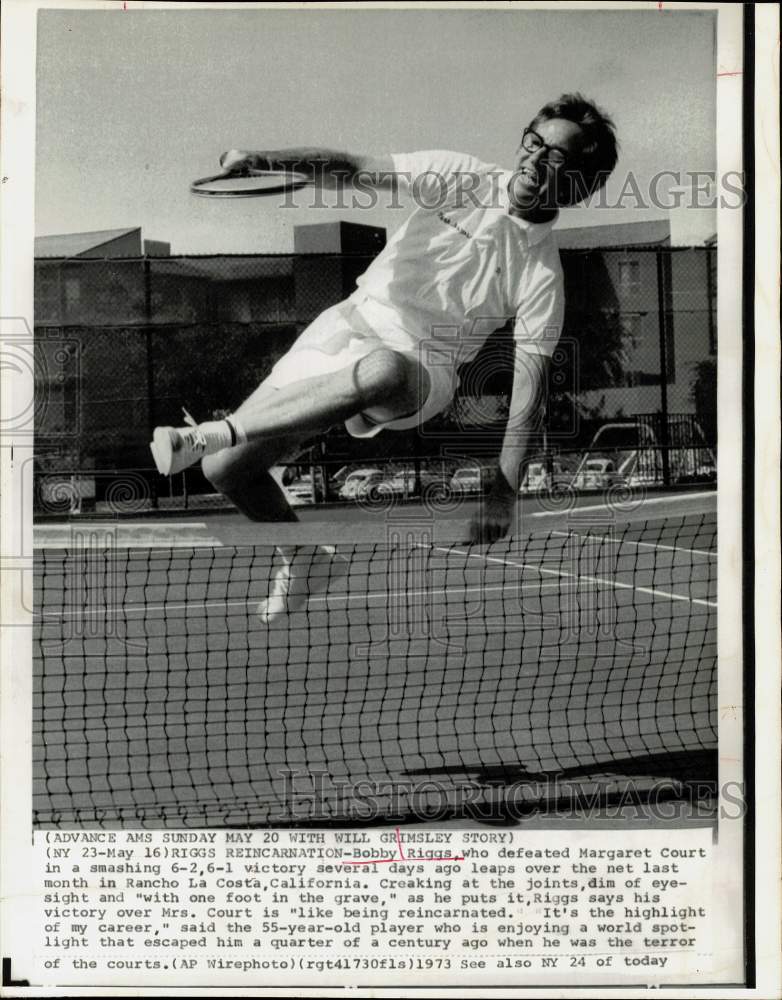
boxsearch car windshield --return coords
[590,425,652,449]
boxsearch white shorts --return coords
[265,295,459,438]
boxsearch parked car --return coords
[285,474,317,504]
[378,468,453,499]
[449,465,495,495]
[520,460,572,493]
[676,461,717,485]
[418,469,454,502]
[376,470,413,497]
[329,465,355,491]
[338,467,386,500]
[572,457,623,491]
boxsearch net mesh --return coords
[33,514,717,828]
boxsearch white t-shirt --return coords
[351,150,565,366]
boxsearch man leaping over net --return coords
[151,93,618,621]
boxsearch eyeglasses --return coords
[520,128,569,167]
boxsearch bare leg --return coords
[232,348,427,442]
[202,356,358,520]
[202,347,429,520]
[203,432,304,521]
[153,347,430,482]
[197,352,430,621]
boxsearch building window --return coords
[64,277,81,309]
[34,269,59,322]
[621,312,642,346]
[618,259,640,292]
[620,312,674,387]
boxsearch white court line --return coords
[35,540,225,549]
[430,545,718,609]
[530,490,716,517]
[35,578,572,620]
[34,523,223,549]
[35,522,210,532]
[549,529,717,560]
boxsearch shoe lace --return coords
[182,408,207,451]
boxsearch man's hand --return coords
[217,149,395,188]
[467,472,517,545]
[220,149,268,172]
[468,349,549,545]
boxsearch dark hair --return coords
[530,93,619,202]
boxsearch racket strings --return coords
[191,168,310,197]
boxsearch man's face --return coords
[510,117,586,217]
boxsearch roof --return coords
[34,228,141,258]
[555,219,671,250]
[162,256,293,280]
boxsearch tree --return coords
[547,251,630,447]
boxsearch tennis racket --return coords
[191,166,310,198]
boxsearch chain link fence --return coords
[34,247,716,514]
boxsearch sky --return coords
[34,5,718,254]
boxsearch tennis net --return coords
[33,513,717,827]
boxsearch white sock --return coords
[228,416,248,444]
[189,419,246,454]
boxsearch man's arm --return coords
[468,260,563,544]
[468,349,549,545]
[220,148,397,190]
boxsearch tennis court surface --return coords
[33,500,717,828]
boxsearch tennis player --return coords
[151,93,618,620]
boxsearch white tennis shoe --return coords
[257,546,350,624]
[150,410,218,476]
